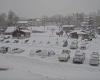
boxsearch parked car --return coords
[5,40,10,43]
[13,40,19,43]
[81,39,89,44]
[10,48,25,54]
[0,46,9,54]
[80,43,86,50]
[63,40,68,47]
[73,50,85,64]
[4,36,10,39]
[30,49,55,58]
[89,52,99,66]
[24,39,29,43]
[70,40,78,49]
[58,50,70,62]
[0,38,5,42]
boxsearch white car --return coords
[30,49,55,58]
[9,48,25,54]
[70,40,78,49]
[80,43,86,50]
[89,52,99,66]
[58,50,70,62]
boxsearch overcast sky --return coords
[0,0,100,18]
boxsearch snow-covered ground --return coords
[0,26,100,80]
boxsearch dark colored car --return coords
[73,50,85,64]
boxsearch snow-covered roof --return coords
[5,27,16,33]
[21,29,30,33]
[62,25,75,28]
[47,26,58,30]
[17,21,28,24]
[70,30,87,34]
[31,26,44,31]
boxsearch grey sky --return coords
[0,0,100,18]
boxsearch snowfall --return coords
[0,26,100,80]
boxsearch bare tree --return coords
[51,15,64,31]
[7,10,19,26]
[0,13,7,27]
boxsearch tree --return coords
[51,15,64,31]
[0,13,7,27]
[73,13,85,27]
[7,10,19,26]
[65,15,73,25]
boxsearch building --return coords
[62,25,75,33]
[5,27,16,35]
[17,21,29,27]
[12,29,31,39]
[69,30,89,39]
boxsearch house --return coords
[5,27,16,35]
[96,27,100,35]
[81,22,91,30]
[62,25,75,33]
[31,26,45,33]
[28,18,42,26]
[17,21,29,27]
[12,29,31,39]
[69,30,89,39]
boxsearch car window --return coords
[36,50,42,53]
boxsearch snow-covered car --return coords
[58,50,70,62]
[5,40,10,43]
[30,49,55,58]
[0,38,5,42]
[70,40,78,49]
[0,47,9,54]
[89,52,99,66]
[81,39,89,44]
[80,43,86,50]
[61,49,71,54]
[13,40,19,43]
[4,36,10,39]
[73,50,85,64]
[10,48,25,54]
